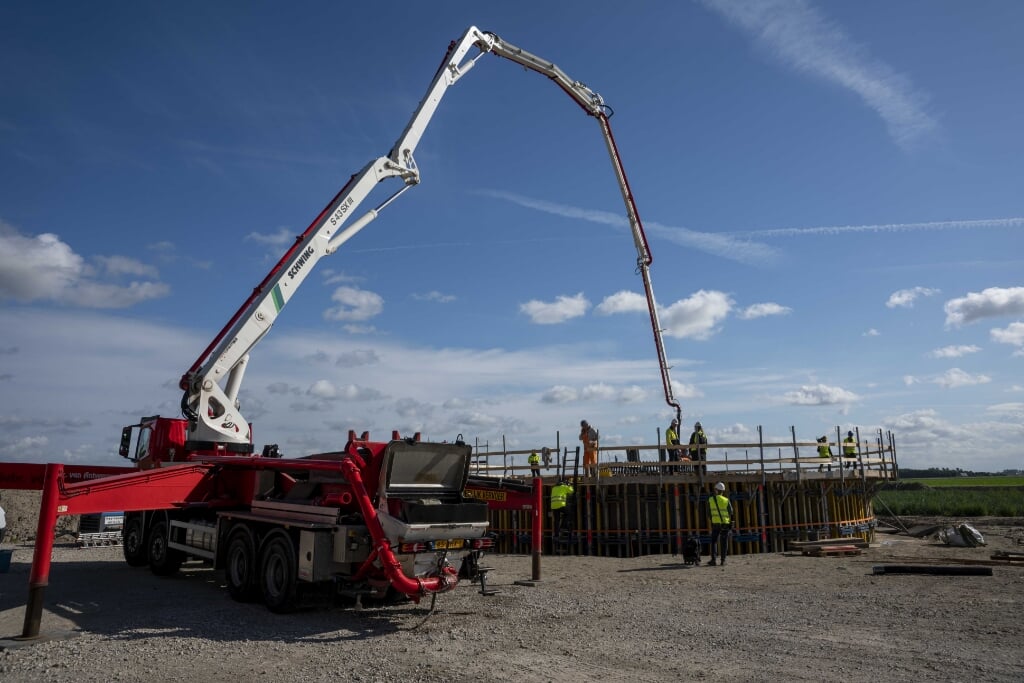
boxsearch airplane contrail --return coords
[731,217,1024,238]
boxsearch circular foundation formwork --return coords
[472,428,896,557]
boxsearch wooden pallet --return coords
[801,544,862,557]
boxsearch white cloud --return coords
[887,286,940,308]
[245,227,294,247]
[596,291,647,315]
[335,349,381,367]
[0,223,168,308]
[617,385,647,404]
[987,402,1024,418]
[990,322,1024,349]
[95,255,159,279]
[520,293,590,324]
[782,383,859,406]
[336,384,386,401]
[412,290,456,303]
[864,328,880,337]
[933,368,991,389]
[902,375,918,386]
[670,380,703,400]
[342,324,378,334]
[945,286,1024,327]
[266,382,300,395]
[307,379,338,399]
[581,383,617,401]
[700,0,938,149]
[541,385,578,404]
[738,302,791,319]
[0,435,49,454]
[660,290,733,340]
[394,397,434,420]
[928,345,981,359]
[324,286,383,321]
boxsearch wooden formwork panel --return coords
[485,475,879,557]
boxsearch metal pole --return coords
[532,476,542,580]
[21,463,63,640]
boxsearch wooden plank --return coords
[802,545,862,557]
[990,551,1024,563]
[789,538,869,549]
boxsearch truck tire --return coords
[122,514,148,567]
[259,532,299,613]
[148,520,184,576]
[225,525,259,602]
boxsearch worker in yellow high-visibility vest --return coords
[550,480,574,537]
[842,430,857,469]
[816,436,832,472]
[528,450,541,477]
[707,482,734,567]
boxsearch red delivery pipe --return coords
[338,458,458,601]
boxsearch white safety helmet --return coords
[714,482,726,492]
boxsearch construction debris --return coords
[936,522,986,547]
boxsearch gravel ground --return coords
[1,515,1022,682]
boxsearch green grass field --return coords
[899,475,1024,487]
[875,478,1024,517]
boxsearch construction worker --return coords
[688,421,708,475]
[550,479,574,537]
[528,450,541,477]
[579,420,599,478]
[665,419,682,473]
[816,436,832,472]
[541,446,552,469]
[707,482,734,566]
[843,430,857,468]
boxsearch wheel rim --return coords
[228,537,252,588]
[264,548,286,599]
[125,522,142,556]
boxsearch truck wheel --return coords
[259,533,299,613]
[225,526,259,602]
[122,514,148,567]
[148,520,184,576]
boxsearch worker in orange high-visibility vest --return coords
[579,419,599,478]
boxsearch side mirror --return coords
[118,427,133,458]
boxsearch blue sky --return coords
[1,1,1022,472]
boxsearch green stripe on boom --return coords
[271,285,285,312]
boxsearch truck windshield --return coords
[386,447,467,492]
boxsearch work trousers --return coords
[710,523,731,561]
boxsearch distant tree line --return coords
[900,467,1023,478]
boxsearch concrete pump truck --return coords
[9,25,682,624]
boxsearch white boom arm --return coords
[180,26,681,450]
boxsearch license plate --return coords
[434,539,464,550]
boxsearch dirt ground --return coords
[0,488,1022,682]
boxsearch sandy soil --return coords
[1,489,1022,682]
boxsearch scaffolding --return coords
[471,426,896,557]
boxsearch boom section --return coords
[181,24,680,450]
